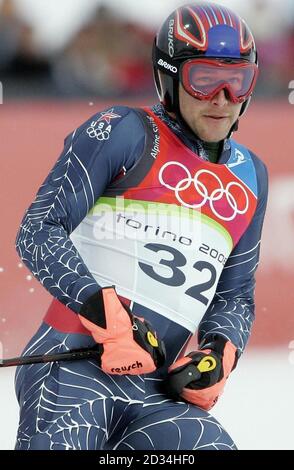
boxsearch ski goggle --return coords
[181,59,258,103]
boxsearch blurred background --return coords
[0,0,294,450]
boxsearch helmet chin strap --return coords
[228,119,239,138]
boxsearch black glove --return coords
[166,335,238,410]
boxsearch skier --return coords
[15,2,268,450]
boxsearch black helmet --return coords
[153,2,258,119]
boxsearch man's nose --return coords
[211,88,229,106]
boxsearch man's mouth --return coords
[204,115,229,120]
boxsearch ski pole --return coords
[0,345,102,368]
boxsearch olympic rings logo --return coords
[87,121,111,141]
[159,162,249,221]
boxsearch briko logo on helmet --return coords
[168,19,175,57]
[157,59,178,74]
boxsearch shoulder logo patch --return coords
[86,108,121,141]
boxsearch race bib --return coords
[71,197,233,333]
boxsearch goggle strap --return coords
[153,46,182,79]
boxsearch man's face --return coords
[179,84,243,142]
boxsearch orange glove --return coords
[166,335,237,410]
[78,287,165,375]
